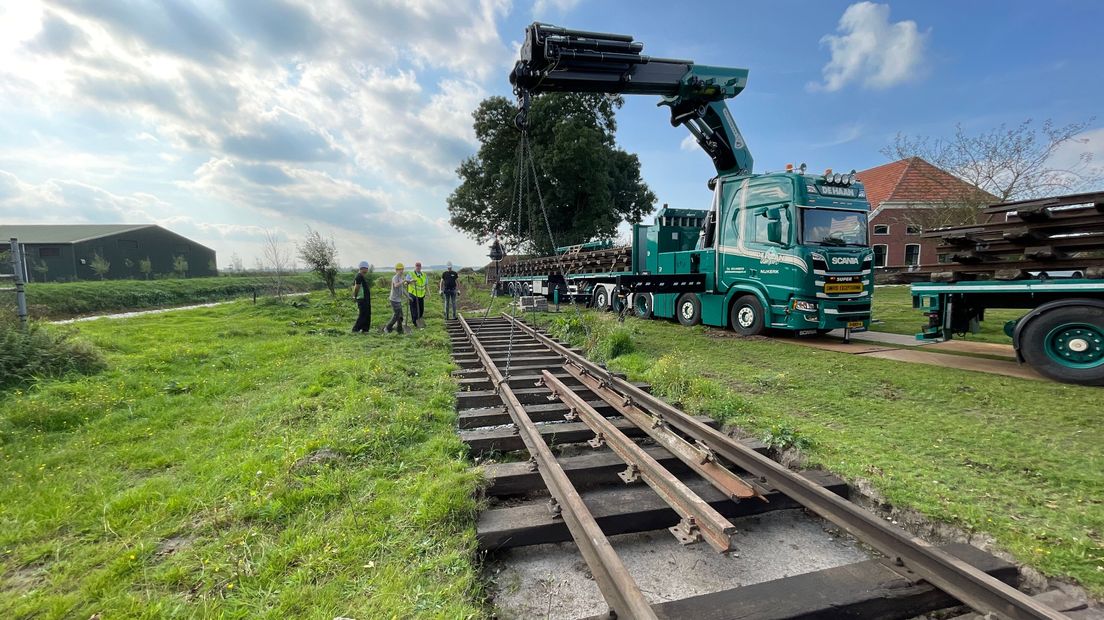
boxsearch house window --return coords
[905,225,922,235]
[873,224,889,235]
[904,244,921,266]
[117,239,139,250]
[873,244,888,268]
[38,247,60,257]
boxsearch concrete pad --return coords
[486,509,870,620]
[928,339,1017,359]
[824,329,930,347]
[786,340,896,355]
[861,348,1044,381]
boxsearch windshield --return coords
[801,208,868,247]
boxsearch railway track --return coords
[449,313,1070,619]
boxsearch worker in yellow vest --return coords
[407,261,428,327]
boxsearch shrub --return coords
[761,424,812,453]
[599,328,634,360]
[0,321,107,390]
[645,355,693,404]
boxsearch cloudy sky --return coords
[1,1,1101,268]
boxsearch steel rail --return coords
[563,364,764,503]
[458,315,658,620]
[501,313,1067,620]
[541,371,737,553]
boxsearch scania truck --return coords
[495,24,874,336]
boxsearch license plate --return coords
[847,320,865,329]
[824,283,863,294]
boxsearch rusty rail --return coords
[501,312,1067,620]
[541,371,737,553]
[458,314,657,620]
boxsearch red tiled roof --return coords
[856,157,993,208]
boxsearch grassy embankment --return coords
[23,274,345,319]
[0,285,484,618]
[871,284,1025,344]
[468,278,1101,596]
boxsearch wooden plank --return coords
[461,414,719,454]
[478,470,845,550]
[577,543,1017,620]
[483,440,768,495]
[457,399,617,429]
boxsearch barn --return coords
[0,224,217,282]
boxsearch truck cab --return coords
[643,169,873,334]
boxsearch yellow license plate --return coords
[848,320,865,329]
[824,283,863,294]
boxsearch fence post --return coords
[9,238,28,329]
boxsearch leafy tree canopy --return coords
[448,93,656,256]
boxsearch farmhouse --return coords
[856,157,994,271]
[0,224,216,282]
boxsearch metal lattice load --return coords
[500,244,633,278]
[924,190,1104,280]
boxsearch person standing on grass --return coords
[383,263,407,335]
[440,261,459,320]
[351,261,372,333]
[407,261,427,327]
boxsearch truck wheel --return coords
[1020,305,1104,385]
[633,294,653,319]
[594,286,610,311]
[730,295,766,336]
[676,294,702,326]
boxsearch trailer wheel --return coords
[730,295,766,336]
[593,286,611,311]
[676,293,702,326]
[633,293,653,319]
[1020,305,1104,385]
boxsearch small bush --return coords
[599,328,634,360]
[645,355,693,404]
[761,424,812,453]
[0,322,107,390]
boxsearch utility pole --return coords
[8,238,28,329]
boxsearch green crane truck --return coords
[496,23,874,336]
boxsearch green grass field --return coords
[2,277,1100,617]
[0,289,483,619]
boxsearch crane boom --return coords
[510,23,753,176]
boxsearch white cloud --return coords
[810,2,928,92]
[1048,127,1104,188]
[679,135,698,152]
[0,0,515,267]
[533,0,583,16]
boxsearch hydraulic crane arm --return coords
[510,23,753,176]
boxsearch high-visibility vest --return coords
[407,271,427,297]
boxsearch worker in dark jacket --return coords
[440,261,459,320]
[351,261,372,333]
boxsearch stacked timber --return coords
[924,190,1104,281]
[501,245,632,279]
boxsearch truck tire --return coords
[633,293,653,319]
[594,286,610,311]
[730,295,766,336]
[1019,305,1104,385]
[676,293,702,326]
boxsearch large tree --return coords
[883,118,1101,229]
[448,93,656,256]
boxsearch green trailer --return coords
[910,190,1104,386]
[496,24,874,336]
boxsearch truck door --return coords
[718,177,798,305]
